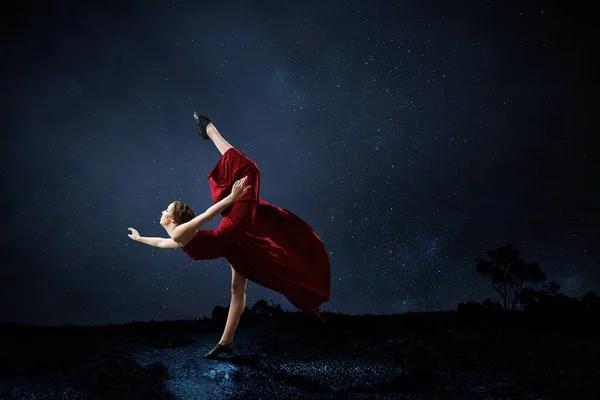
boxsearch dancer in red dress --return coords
[128,112,331,358]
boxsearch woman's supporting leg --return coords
[207,123,234,156]
[219,265,248,345]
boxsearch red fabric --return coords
[181,148,330,323]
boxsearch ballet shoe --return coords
[203,341,234,359]
[193,111,212,140]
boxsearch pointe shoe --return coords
[203,342,234,359]
[193,111,212,140]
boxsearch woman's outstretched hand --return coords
[230,176,251,202]
[128,227,140,241]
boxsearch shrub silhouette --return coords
[210,299,283,322]
[519,281,562,310]
[211,305,228,321]
[457,298,502,313]
[581,291,599,308]
[250,299,283,317]
[481,298,503,310]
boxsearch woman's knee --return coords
[231,287,246,298]
[231,279,247,295]
[231,266,248,295]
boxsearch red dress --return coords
[180,148,330,322]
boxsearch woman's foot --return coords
[193,111,212,140]
[203,341,234,359]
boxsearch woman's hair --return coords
[171,201,195,224]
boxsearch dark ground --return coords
[0,308,598,400]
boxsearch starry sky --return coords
[1,0,597,326]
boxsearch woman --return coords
[127,112,331,359]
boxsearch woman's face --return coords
[160,203,175,225]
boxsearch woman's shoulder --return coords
[177,230,199,248]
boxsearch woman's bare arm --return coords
[128,229,179,248]
[172,176,250,242]
[137,237,180,248]
[136,236,163,247]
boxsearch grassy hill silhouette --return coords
[1,296,599,399]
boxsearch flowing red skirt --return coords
[181,148,330,322]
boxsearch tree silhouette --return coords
[475,244,546,310]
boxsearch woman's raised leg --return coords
[207,123,234,156]
[194,111,234,156]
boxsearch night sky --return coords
[2,0,597,327]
